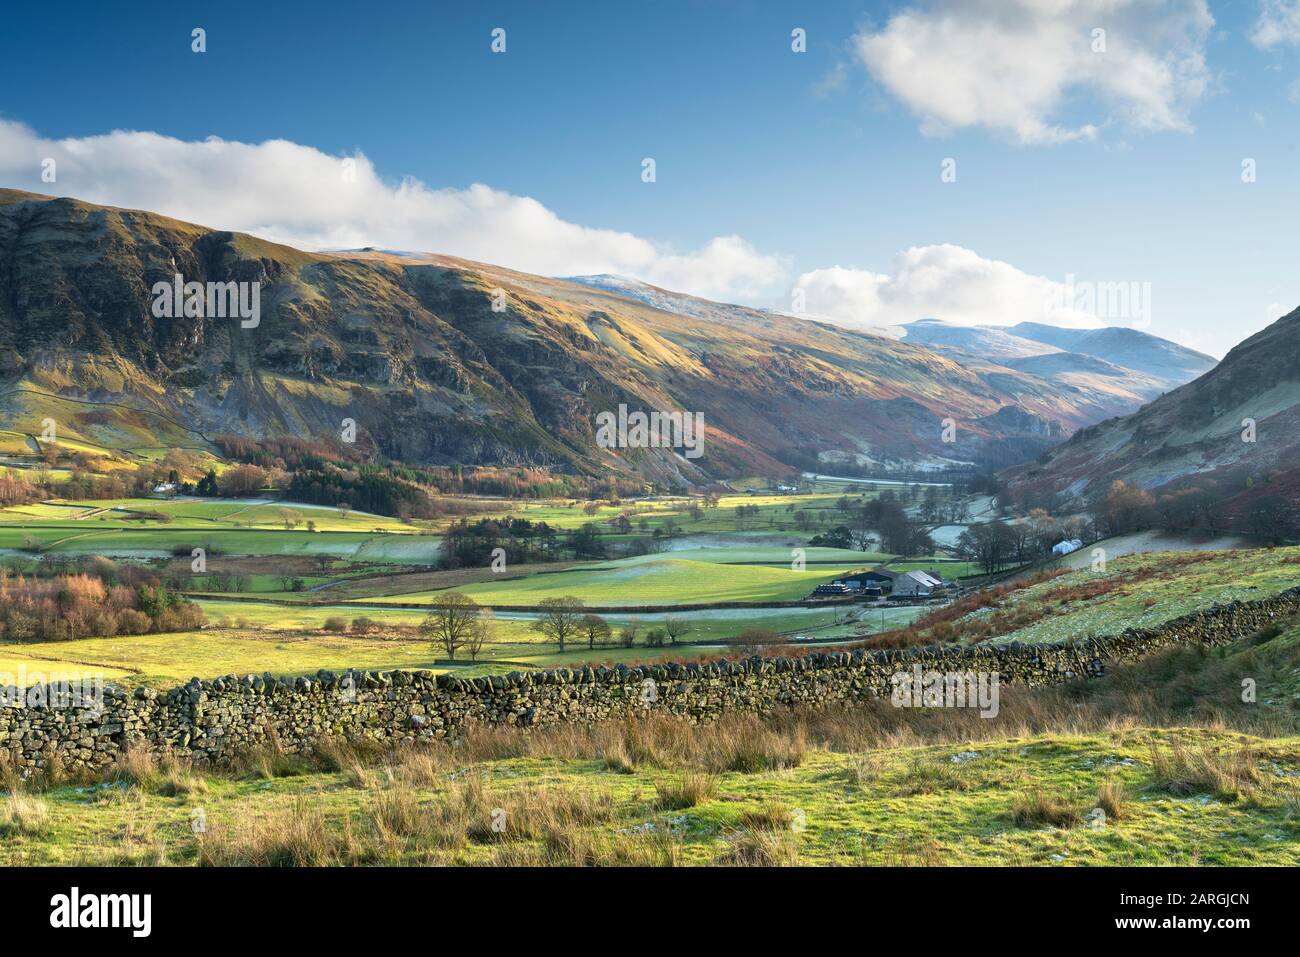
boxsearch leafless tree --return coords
[420,591,480,661]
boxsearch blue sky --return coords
[2,0,1300,356]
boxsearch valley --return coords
[1,193,1297,874]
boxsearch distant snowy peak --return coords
[894,318,1215,390]
[1009,322,1216,383]
[895,319,1061,360]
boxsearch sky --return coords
[2,0,1300,357]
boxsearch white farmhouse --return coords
[1052,539,1083,556]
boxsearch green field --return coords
[0,486,948,687]
[359,557,861,608]
[0,600,925,689]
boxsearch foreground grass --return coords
[4,599,1299,867]
[3,720,1296,867]
[6,618,1300,868]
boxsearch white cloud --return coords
[794,245,1106,329]
[855,0,1213,144]
[1252,1,1300,48]
[0,120,786,302]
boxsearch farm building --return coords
[1052,539,1083,556]
[892,570,944,597]
[839,568,898,592]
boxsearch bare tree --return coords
[466,607,496,661]
[580,613,612,649]
[663,615,690,645]
[619,615,641,648]
[532,595,585,653]
[420,592,480,661]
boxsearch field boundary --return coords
[4,585,1298,773]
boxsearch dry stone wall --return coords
[5,585,1299,776]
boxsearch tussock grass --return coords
[109,746,159,789]
[492,829,681,867]
[705,717,807,774]
[715,830,799,866]
[198,798,355,866]
[468,785,616,844]
[0,790,50,837]
[1094,776,1129,821]
[244,741,312,781]
[1011,789,1083,828]
[737,802,796,831]
[157,756,207,797]
[894,754,973,796]
[655,772,717,810]
[879,836,949,867]
[1148,740,1260,801]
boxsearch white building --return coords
[893,570,944,597]
[1052,539,1083,556]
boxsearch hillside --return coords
[1004,306,1300,520]
[0,190,1207,482]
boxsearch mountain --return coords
[0,190,1170,483]
[1003,306,1300,518]
[887,318,1214,425]
[1008,322,1216,384]
[890,318,1060,361]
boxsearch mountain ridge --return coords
[0,189,1210,483]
